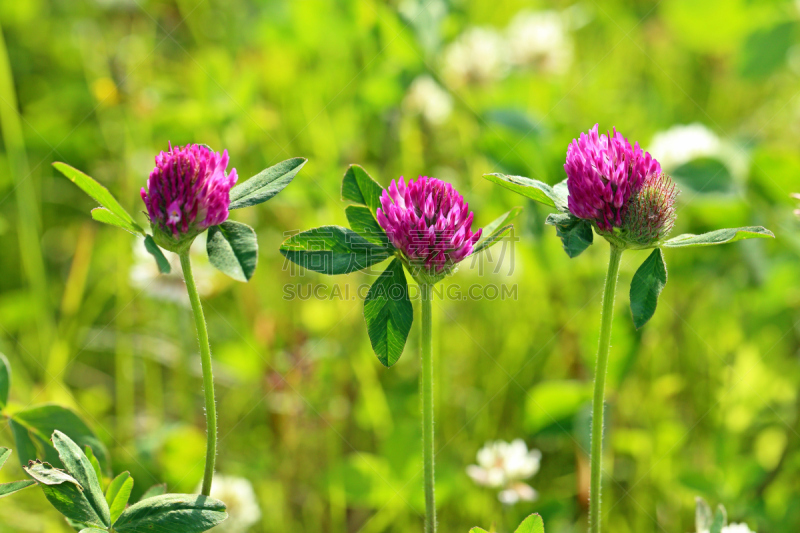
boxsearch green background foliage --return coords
[0,0,799,531]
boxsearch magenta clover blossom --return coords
[280,165,515,366]
[376,176,483,277]
[565,124,663,234]
[141,143,238,250]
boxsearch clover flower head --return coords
[621,172,678,245]
[565,124,662,232]
[466,439,541,505]
[198,475,261,532]
[376,176,482,279]
[792,192,800,218]
[141,143,237,250]
[699,524,756,533]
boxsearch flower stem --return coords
[589,244,623,533]
[420,283,436,533]
[180,251,217,497]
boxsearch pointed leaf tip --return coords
[630,249,667,329]
[229,157,306,209]
[663,226,774,248]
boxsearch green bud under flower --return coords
[620,172,678,247]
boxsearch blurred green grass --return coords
[1,0,800,531]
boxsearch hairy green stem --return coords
[180,252,217,496]
[420,283,436,533]
[589,245,623,533]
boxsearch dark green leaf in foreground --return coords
[280,226,391,275]
[663,226,774,248]
[345,205,390,245]
[630,249,668,329]
[144,235,171,274]
[113,494,227,533]
[364,259,413,368]
[341,164,384,214]
[545,213,593,258]
[0,352,9,409]
[207,221,258,282]
[11,404,109,470]
[79,529,108,533]
[24,461,106,528]
[53,162,144,235]
[52,431,110,527]
[484,173,568,212]
[229,157,307,210]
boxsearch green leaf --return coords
[515,513,545,533]
[139,484,167,501]
[710,505,727,533]
[206,221,258,282]
[10,419,37,468]
[471,207,522,257]
[11,404,109,471]
[545,213,593,258]
[364,259,413,368]
[24,461,106,528]
[341,165,384,214]
[0,479,36,498]
[91,208,143,236]
[84,446,104,488]
[52,431,110,527]
[740,22,796,80]
[484,173,568,211]
[280,226,391,275]
[144,235,171,274]
[106,471,133,524]
[472,224,513,256]
[53,162,144,235]
[663,226,774,248]
[671,158,734,194]
[79,529,108,533]
[345,205,390,245]
[113,494,227,533]
[0,448,9,470]
[229,157,306,210]
[470,529,491,533]
[630,249,668,330]
[480,207,522,239]
[0,352,10,409]
[695,497,713,533]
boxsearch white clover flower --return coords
[443,28,510,86]
[467,439,541,505]
[722,524,756,533]
[129,233,221,305]
[198,475,262,532]
[648,123,749,184]
[506,10,573,74]
[648,123,723,170]
[403,75,453,125]
[792,193,800,218]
